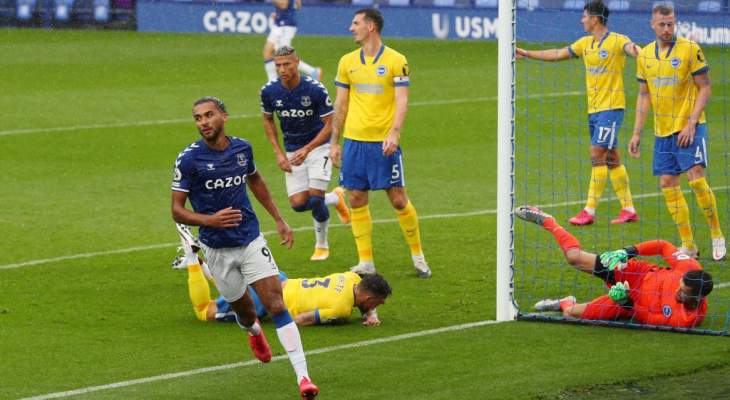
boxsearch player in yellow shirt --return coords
[629,4,725,261]
[329,8,431,278]
[516,1,640,226]
[173,224,392,326]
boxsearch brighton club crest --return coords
[670,57,681,69]
[236,153,248,167]
[599,49,608,59]
[300,96,311,107]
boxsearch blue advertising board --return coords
[137,1,730,45]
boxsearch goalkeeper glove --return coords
[600,249,628,271]
[608,281,630,305]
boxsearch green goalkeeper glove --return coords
[600,249,628,271]
[608,281,630,305]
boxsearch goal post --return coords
[497,0,518,322]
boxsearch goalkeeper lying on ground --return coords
[172,224,390,326]
[516,205,713,328]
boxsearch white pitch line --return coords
[0,92,581,137]
[18,319,502,400]
[2,184,728,271]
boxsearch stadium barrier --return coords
[136,1,730,44]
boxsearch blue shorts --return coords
[340,139,405,191]
[652,124,708,176]
[588,109,624,149]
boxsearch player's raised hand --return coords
[329,143,342,167]
[276,219,294,249]
[600,249,628,271]
[515,48,529,59]
[382,131,399,156]
[207,207,242,228]
[276,153,292,172]
[628,133,641,158]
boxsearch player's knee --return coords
[292,203,308,212]
[564,249,581,266]
[265,299,287,315]
[309,196,329,222]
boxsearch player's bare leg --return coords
[387,187,431,278]
[253,276,317,396]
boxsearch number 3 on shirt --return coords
[301,278,331,289]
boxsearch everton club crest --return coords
[236,153,248,167]
[300,96,311,107]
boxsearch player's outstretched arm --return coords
[294,312,318,326]
[247,171,294,248]
[516,47,571,62]
[330,86,350,167]
[623,42,641,58]
[172,191,242,228]
[629,82,650,158]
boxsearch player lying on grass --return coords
[516,205,714,328]
[173,224,390,326]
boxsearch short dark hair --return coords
[356,8,384,33]
[193,96,227,114]
[273,45,298,58]
[653,3,674,16]
[683,270,714,298]
[358,273,392,299]
[584,1,609,25]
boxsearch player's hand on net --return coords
[329,143,342,168]
[599,249,628,271]
[276,219,294,249]
[608,281,630,305]
[207,207,243,228]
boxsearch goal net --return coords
[502,0,730,335]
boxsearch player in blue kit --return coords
[261,46,351,261]
[263,0,321,82]
[171,96,319,399]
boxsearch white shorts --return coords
[200,235,280,302]
[267,25,297,50]
[285,143,332,196]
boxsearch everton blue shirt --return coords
[260,76,334,152]
[171,136,260,248]
[274,1,296,27]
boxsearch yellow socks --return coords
[350,205,374,264]
[396,201,423,256]
[689,177,723,238]
[187,263,212,321]
[586,165,608,211]
[609,165,635,210]
[662,186,695,250]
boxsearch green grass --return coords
[0,28,729,400]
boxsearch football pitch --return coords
[1,29,729,399]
